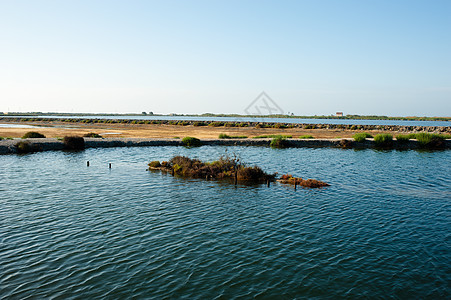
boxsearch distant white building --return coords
[336,112,344,117]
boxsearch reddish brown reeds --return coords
[278,174,330,188]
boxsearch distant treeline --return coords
[1,112,450,122]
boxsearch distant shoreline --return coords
[1,113,450,122]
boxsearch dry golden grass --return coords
[0,120,398,139]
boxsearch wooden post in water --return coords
[234,171,238,185]
[267,180,270,187]
[294,181,297,190]
[109,163,111,169]
[87,161,89,167]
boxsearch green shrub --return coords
[15,141,31,153]
[173,137,180,139]
[270,137,289,149]
[415,133,445,148]
[0,137,3,140]
[182,136,201,147]
[193,122,206,127]
[63,136,85,150]
[374,134,393,147]
[22,131,46,139]
[298,135,313,139]
[83,132,102,138]
[353,132,373,142]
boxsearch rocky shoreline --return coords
[1,137,450,154]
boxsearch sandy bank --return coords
[1,118,450,140]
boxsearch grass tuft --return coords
[83,132,102,138]
[270,137,289,149]
[298,135,313,139]
[396,133,449,148]
[415,133,445,148]
[219,133,248,139]
[395,134,410,143]
[374,134,393,147]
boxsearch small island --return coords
[148,155,330,188]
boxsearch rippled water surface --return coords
[1,147,450,298]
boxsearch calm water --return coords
[0,124,42,129]
[5,115,451,127]
[1,147,450,298]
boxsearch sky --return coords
[0,0,450,116]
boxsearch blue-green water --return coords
[1,147,450,298]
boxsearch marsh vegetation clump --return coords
[182,137,201,147]
[298,135,314,139]
[63,136,85,150]
[278,174,330,188]
[148,155,276,182]
[353,132,373,142]
[22,131,46,139]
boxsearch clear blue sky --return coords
[0,0,450,116]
